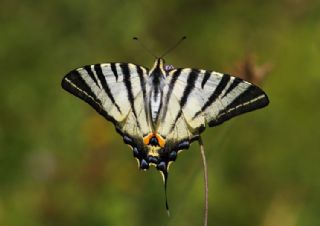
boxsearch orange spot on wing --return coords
[143,133,154,145]
[143,133,166,148]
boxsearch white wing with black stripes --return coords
[61,63,152,139]
[157,67,269,148]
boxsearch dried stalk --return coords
[199,136,208,226]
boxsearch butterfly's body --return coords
[147,59,165,127]
[62,57,269,181]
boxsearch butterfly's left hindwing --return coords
[61,63,152,138]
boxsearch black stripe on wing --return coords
[110,63,119,81]
[83,65,100,88]
[161,68,182,122]
[208,84,269,126]
[222,77,242,98]
[61,69,117,124]
[180,69,199,107]
[171,69,199,130]
[94,64,122,114]
[120,63,141,129]
[136,65,148,115]
[201,71,211,88]
[193,73,231,119]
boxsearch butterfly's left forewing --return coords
[61,63,152,139]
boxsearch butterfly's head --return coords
[149,58,166,77]
[155,58,165,68]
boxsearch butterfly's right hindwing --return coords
[61,63,151,137]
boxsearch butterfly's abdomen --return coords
[150,89,162,123]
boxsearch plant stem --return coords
[199,136,208,226]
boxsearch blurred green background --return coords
[1,0,320,226]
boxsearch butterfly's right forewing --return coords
[194,70,269,126]
[157,68,269,146]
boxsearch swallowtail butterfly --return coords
[61,56,269,210]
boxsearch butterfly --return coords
[61,56,269,211]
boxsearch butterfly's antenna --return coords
[133,37,157,59]
[160,36,187,58]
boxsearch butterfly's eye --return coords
[164,65,175,71]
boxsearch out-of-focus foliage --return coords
[1,0,320,226]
